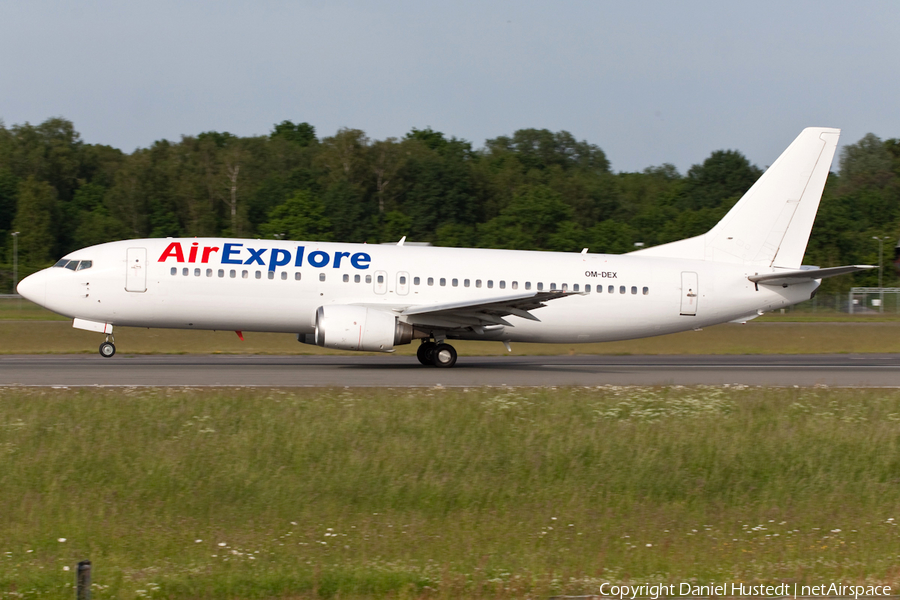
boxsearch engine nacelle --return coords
[314,305,420,352]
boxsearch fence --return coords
[756,290,900,315]
[848,287,900,314]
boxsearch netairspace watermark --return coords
[597,582,893,599]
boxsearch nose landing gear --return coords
[99,335,116,358]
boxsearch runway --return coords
[0,354,899,387]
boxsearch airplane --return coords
[17,127,872,368]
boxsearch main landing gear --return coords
[416,340,458,368]
[99,335,116,358]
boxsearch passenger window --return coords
[452,278,458,287]
[295,272,301,281]
[512,281,518,289]
[464,279,470,287]
[183,268,189,276]
[76,261,92,271]
[400,276,407,285]
[440,278,446,286]
[242,270,248,279]
[365,275,371,283]
[499,281,506,289]
[573,284,579,292]
[319,273,326,282]
[206,269,213,277]
[170,267,177,276]
[255,271,261,279]
[538,282,544,291]
[476,279,482,288]
[377,274,384,284]
[643,286,649,295]
[561,283,567,291]
[619,286,626,294]
[195,268,201,277]
[550,283,556,290]
[230,270,236,278]
[608,285,614,293]
[585,284,591,293]
[427,277,434,286]
[414,276,420,285]
[267,271,274,280]
[631,286,637,294]
[525,282,531,290]
[355,274,361,283]
[343,274,349,283]
[281,272,288,280]
[487,280,493,289]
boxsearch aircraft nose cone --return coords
[17,271,47,306]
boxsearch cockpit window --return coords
[53,259,92,271]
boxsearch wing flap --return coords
[398,290,580,329]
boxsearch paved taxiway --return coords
[0,354,898,387]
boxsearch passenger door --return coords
[373,270,387,295]
[396,271,410,296]
[125,248,147,292]
[680,271,698,316]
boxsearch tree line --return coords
[1,117,898,293]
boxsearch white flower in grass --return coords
[218,542,227,547]
[646,543,652,547]
[63,566,70,571]
[195,539,202,543]
[58,538,66,543]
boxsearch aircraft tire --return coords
[417,341,436,366]
[432,343,457,368]
[99,341,116,358]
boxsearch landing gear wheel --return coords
[99,341,116,358]
[417,341,436,366]
[432,343,457,368]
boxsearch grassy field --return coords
[2,320,899,356]
[3,386,900,599]
[1,298,898,355]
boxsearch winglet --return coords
[397,236,406,246]
[235,330,244,341]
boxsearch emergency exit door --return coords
[125,248,147,292]
[680,271,698,316]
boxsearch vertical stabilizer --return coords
[631,128,840,269]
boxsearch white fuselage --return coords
[20,238,815,344]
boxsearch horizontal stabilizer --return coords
[748,265,874,286]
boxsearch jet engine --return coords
[314,305,422,352]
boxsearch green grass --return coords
[3,386,900,598]
[0,298,68,321]
[2,320,900,356]
[1,298,899,355]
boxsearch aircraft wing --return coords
[395,290,581,330]
[748,265,874,286]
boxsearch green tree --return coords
[271,121,317,147]
[478,186,578,250]
[839,133,893,185]
[259,190,331,241]
[12,176,58,265]
[677,150,761,211]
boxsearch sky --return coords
[2,0,899,173]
